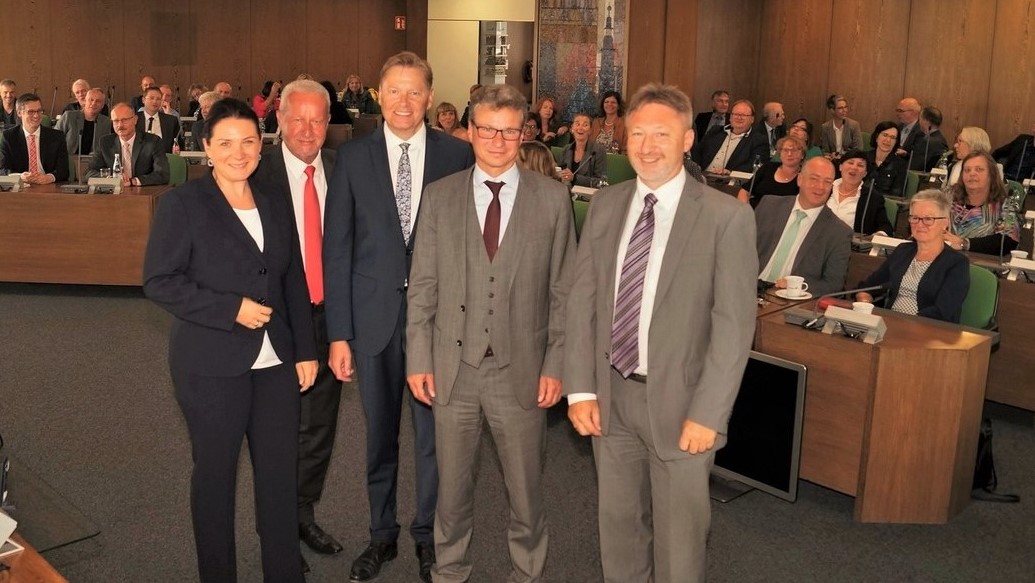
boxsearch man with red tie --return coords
[0,93,70,183]
[251,79,345,568]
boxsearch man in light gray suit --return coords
[54,88,110,155]
[406,84,576,583]
[755,156,852,296]
[565,84,758,583]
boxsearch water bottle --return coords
[752,154,762,174]
[112,153,122,176]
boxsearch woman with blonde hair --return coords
[518,140,561,181]
[947,126,993,186]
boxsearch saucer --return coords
[774,289,812,300]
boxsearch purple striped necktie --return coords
[611,193,658,378]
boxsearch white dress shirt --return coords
[472,163,520,245]
[706,130,746,173]
[281,143,328,273]
[759,199,824,281]
[826,178,861,230]
[233,207,282,370]
[144,113,163,139]
[385,123,427,231]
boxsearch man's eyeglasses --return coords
[474,125,522,141]
[22,109,43,116]
[730,112,753,119]
[908,215,947,226]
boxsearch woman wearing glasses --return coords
[865,121,908,197]
[855,189,969,323]
[737,135,804,204]
[944,151,1021,255]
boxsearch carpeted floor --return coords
[1,282,1033,582]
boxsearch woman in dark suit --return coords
[558,112,607,186]
[143,99,317,583]
[856,189,969,322]
[865,121,908,198]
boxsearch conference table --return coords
[0,183,170,286]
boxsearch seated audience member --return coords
[827,150,894,236]
[1,80,19,127]
[214,81,233,99]
[695,99,770,175]
[787,117,823,159]
[865,121,908,198]
[341,74,379,114]
[755,156,851,296]
[895,97,922,157]
[693,89,730,142]
[459,83,481,128]
[61,78,109,116]
[321,80,353,125]
[159,85,181,119]
[588,91,625,152]
[738,135,804,205]
[131,75,156,112]
[518,140,561,181]
[252,80,282,121]
[948,127,993,186]
[0,93,70,183]
[87,103,169,186]
[535,95,569,146]
[432,101,460,134]
[558,112,607,187]
[756,101,786,155]
[522,112,542,143]
[187,83,207,117]
[856,189,969,323]
[909,106,948,172]
[944,151,1021,256]
[992,122,1035,183]
[818,94,862,160]
[190,91,222,151]
[138,86,180,153]
[55,88,111,155]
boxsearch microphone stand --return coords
[901,149,915,197]
[1016,139,1029,183]
[49,86,58,118]
[853,180,877,248]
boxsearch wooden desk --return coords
[0,534,68,583]
[847,251,1035,411]
[0,184,170,286]
[755,306,991,523]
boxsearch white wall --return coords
[429,0,536,22]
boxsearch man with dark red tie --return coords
[0,93,69,183]
[251,79,345,569]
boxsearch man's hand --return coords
[679,420,717,455]
[537,376,562,408]
[407,373,436,406]
[328,340,354,382]
[295,360,318,393]
[568,400,602,437]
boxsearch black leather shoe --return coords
[349,541,398,581]
[299,522,344,555]
[415,542,435,583]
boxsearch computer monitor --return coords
[711,350,807,502]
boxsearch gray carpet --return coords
[1,282,1033,582]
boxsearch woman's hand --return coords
[542,131,557,141]
[296,360,318,393]
[556,126,569,136]
[943,231,965,251]
[559,168,574,182]
[236,297,273,330]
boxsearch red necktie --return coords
[28,134,39,174]
[483,180,504,261]
[303,165,324,304]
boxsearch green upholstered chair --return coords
[960,264,999,331]
[572,199,590,239]
[551,146,564,165]
[166,153,187,186]
[605,153,636,184]
[860,131,872,152]
[884,197,899,236]
[904,171,921,199]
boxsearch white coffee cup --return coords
[1010,250,1028,261]
[784,276,808,297]
[852,301,875,315]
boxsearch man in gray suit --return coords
[756,156,852,296]
[406,84,576,583]
[55,88,110,155]
[565,84,758,582]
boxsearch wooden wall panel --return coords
[693,0,762,119]
[626,0,667,94]
[125,0,194,106]
[661,0,697,95]
[192,0,252,100]
[355,1,410,89]
[827,0,911,137]
[251,2,308,93]
[756,0,835,128]
[406,0,430,57]
[307,0,360,90]
[905,0,997,146]
[3,0,53,97]
[987,0,1035,148]
[46,1,123,114]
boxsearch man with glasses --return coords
[0,93,69,183]
[406,83,575,583]
[895,97,922,157]
[324,51,473,583]
[694,98,770,175]
[757,101,787,155]
[86,103,168,186]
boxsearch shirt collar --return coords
[635,169,687,210]
[281,142,324,177]
[384,122,427,151]
[473,161,520,185]
[21,126,40,139]
[793,197,826,220]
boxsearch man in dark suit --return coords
[993,122,1035,182]
[406,84,576,583]
[137,86,180,153]
[0,80,18,127]
[0,93,69,183]
[895,97,922,158]
[692,89,730,141]
[565,83,758,582]
[324,51,474,583]
[757,101,787,155]
[86,103,169,186]
[55,88,111,155]
[251,79,347,563]
[130,75,155,113]
[909,106,949,172]
[756,156,852,296]
[694,99,770,175]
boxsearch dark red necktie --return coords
[483,180,504,261]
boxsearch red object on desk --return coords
[817,297,853,311]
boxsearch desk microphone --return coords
[1016,139,1029,182]
[800,285,887,329]
[572,149,595,177]
[901,149,915,196]
[49,86,58,118]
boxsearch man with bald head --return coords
[895,97,922,157]
[755,156,851,296]
[757,101,786,155]
[214,81,233,99]
[55,88,111,155]
[87,102,168,186]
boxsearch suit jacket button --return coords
[489,276,495,282]
[488,292,495,298]
[257,297,267,305]
[460,305,466,312]
[258,268,267,275]
[488,309,494,315]
[456,340,463,347]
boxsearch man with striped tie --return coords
[564,83,758,583]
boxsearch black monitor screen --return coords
[713,351,807,502]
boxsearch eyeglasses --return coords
[730,112,753,118]
[878,132,897,140]
[474,124,522,141]
[908,215,947,226]
[523,122,539,130]
[779,146,802,153]
[894,108,910,113]
[22,109,43,116]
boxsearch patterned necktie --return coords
[303,165,323,304]
[122,140,133,183]
[396,143,412,241]
[764,209,808,282]
[483,180,504,261]
[611,193,658,378]
[27,133,39,174]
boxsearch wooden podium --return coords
[755,305,992,523]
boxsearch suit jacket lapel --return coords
[794,207,829,273]
[592,181,637,328]
[200,174,264,261]
[492,169,531,288]
[368,129,404,243]
[131,135,144,171]
[653,179,703,311]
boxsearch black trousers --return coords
[354,304,438,545]
[174,363,303,583]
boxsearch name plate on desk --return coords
[868,234,910,256]
[1006,256,1035,281]
[821,306,886,344]
[0,175,24,192]
[571,185,597,200]
[180,151,208,164]
[86,177,122,195]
